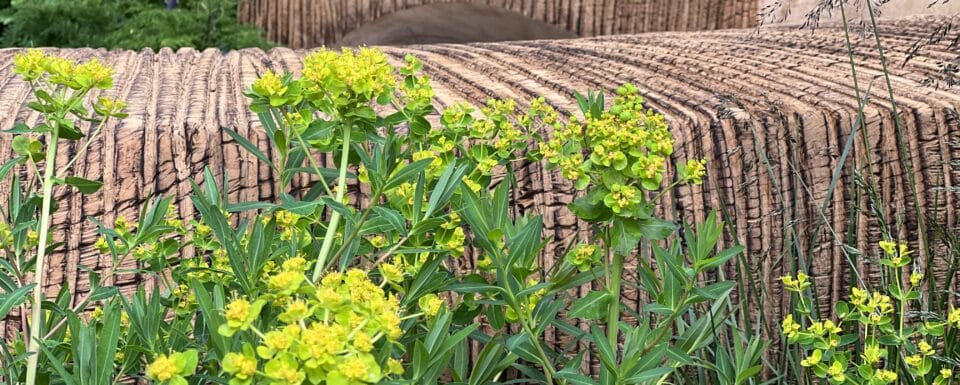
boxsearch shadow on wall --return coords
[765,0,960,24]
[335,3,577,47]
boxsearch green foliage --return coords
[781,241,960,385]
[0,47,763,385]
[0,0,272,50]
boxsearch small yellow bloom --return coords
[800,349,822,367]
[781,314,801,339]
[225,299,251,327]
[905,354,923,367]
[146,354,177,382]
[919,340,935,356]
[876,369,897,383]
[418,294,445,317]
[911,271,924,286]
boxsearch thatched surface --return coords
[1,16,959,352]
[237,0,760,48]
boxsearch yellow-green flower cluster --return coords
[14,49,114,90]
[302,47,395,107]
[146,349,198,385]
[540,84,684,218]
[565,244,599,272]
[219,265,405,385]
[780,240,960,385]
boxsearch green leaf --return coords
[384,158,434,192]
[622,367,674,384]
[409,115,431,136]
[0,283,35,320]
[56,119,84,140]
[568,186,611,222]
[611,218,643,255]
[567,291,610,320]
[636,218,675,240]
[224,126,275,170]
[688,281,735,304]
[279,193,323,216]
[64,176,103,194]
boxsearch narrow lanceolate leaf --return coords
[0,283,35,320]
[567,291,611,320]
[64,176,103,194]
[224,126,275,169]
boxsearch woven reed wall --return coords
[237,0,760,48]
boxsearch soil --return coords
[335,3,577,47]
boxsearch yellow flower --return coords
[268,270,305,296]
[419,294,445,317]
[850,287,868,307]
[263,353,305,385]
[278,300,309,324]
[905,354,923,367]
[919,340,935,356]
[862,343,884,365]
[949,307,960,327]
[257,326,299,359]
[800,349,822,367]
[823,320,842,335]
[781,314,801,339]
[941,368,953,379]
[781,273,811,292]
[879,240,897,256]
[352,331,374,353]
[302,47,395,105]
[222,351,257,380]
[13,49,46,81]
[378,259,404,284]
[875,369,897,383]
[387,358,404,375]
[225,299,251,326]
[220,298,263,337]
[281,256,308,273]
[679,159,707,185]
[145,350,198,385]
[146,354,177,382]
[252,71,287,98]
[827,360,846,383]
[911,271,924,286]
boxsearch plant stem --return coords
[606,251,623,351]
[25,129,59,385]
[312,123,352,281]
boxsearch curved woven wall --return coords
[1,16,959,351]
[237,0,760,48]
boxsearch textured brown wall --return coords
[237,0,760,48]
[1,16,959,365]
[764,0,960,24]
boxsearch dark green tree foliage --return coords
[0,0,273,50]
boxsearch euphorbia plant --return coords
[2,49,127,385]
[445,84,766,385]
[782,240,960,385]
[1,47,766,385]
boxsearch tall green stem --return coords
[606,251,623,349]
[312,123,352,282]
[25,129,59,385]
